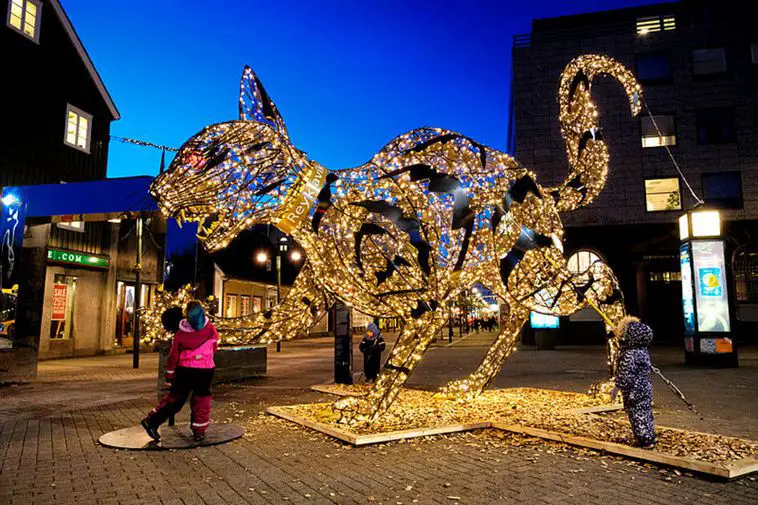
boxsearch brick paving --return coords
[1,335,757,504]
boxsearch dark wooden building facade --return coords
[1,0,119,190]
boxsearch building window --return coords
[702,172,743,209]
[253,296,263,313]
[567,250,602,274]
[240,295,251,316]
[636,15,675,35]
[6,0,41,43]
[224,294,238,318]
[734,248,758,303]
[50,274,77,340]
[692,48,727,76]
[635,53,672,83]
[696,107,736,144]
[64,104,92,153]
[641,115,676,148]
[751,44,758,64]
[56,221,85,233]
[645,178,681,212]
[649,271,682,283]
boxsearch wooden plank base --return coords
[266,398,757,480]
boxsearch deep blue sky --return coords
[65,0,661,178]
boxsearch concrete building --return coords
[511,0,758,343]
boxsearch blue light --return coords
[530,311,559,329]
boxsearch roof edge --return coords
[50,0,120,120]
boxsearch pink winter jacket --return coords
[165,318,218,381]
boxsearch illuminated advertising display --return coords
[692,240,730,333]
[679,243,695,334]
[530,312,560,329]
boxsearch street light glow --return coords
[255,251,269,264]
[291,250,302,262]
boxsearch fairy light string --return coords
[145,55,643,423]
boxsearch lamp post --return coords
[275,237,289,352]
[255,238,302,353]
[678,208,738,367]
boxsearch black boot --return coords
[140,418,161,441]
[193,432,206,442]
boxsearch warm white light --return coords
[290,250,302,262]
[679,214,689,241]
[691,210,720,238]
[255,251,269,264]
[1,194,18,207]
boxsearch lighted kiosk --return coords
[679,209,738,367]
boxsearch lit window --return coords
[6,0,40,42]
[636,15,675,35]
[649,271,682,283]
[641,115,676,148]
[751,44,758,64]
[64,104,92,153]
[692,48,726,75]
[702,172,743,209]
[645,178,681,212]
[567,250,601,274]
[224,294,238,318]
[240,295,251,316]
[57,221,85,233]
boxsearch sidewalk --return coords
[1,336,756,505]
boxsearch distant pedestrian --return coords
[359,322,385,382]
[142,301,218,442]
[612,316,656,449]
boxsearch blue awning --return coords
[1,176,158,219]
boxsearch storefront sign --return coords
[47,249,110,269]
[51,283,68,321]
[692,240,730,332]
[679,243,695,334]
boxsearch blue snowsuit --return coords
[615,320,656,447]
[359,323,385,382]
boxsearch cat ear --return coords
[238,66,289,140]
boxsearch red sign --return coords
[52,283,68,321]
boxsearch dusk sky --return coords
[65,0,661,178]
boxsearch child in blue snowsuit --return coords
[359,322,386,382]
[613,316,656,448]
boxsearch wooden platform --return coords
[267,391,757,480]
[99,423,245,450]
[310,384,368,397]
[491,422,758,480]
[268,405,488,446]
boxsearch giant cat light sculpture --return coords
[149,55,642,423]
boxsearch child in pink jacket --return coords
[142,301,218,442]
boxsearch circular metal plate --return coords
[99,423,245,450]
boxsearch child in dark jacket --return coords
[142,301,218,442]
[359,322,385,382]
[613,316,656,448]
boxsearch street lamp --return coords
[275,237,289,352]
[290,249,302,262]
[255,251,269,264]
[678,208,737,366]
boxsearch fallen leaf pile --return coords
[276,387,757,464]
